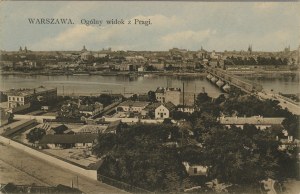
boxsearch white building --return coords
[155,102,175,119]
[218,116,285,130]
[6,86,57,112]
[116,100,149,113]
[155,87,181,106]
[79,102,103,117]
[182,162,208,176]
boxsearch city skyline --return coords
[0,1,299,52]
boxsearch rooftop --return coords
[155,87,181,93]
[118,100,149,107]
[39,134,98,144]
[219,116,285,125]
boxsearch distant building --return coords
[81,51,94,61]
[169,48,188,55]
[150,63,164,70]
[177,105,195,113]
[6,86,57,111]
[116,100,149,113]
[46,124,74,135]
[81,45,88,52]
[39,134,98,149]
[182,162,208,176]
[218,116,285,130]
[155,87,181,106]
[79,102,103,117]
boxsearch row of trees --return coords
[224,56,289,66]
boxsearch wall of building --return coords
[9,103,31,113]
[0,135,98,180]
[104,117,164,124]
[155,106,170,119]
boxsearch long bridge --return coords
[205,66,263,93]
[205,66,300,115]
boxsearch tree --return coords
[147,91,157,102]
[26,128,46,143]
[93,124,187,192]
[92,133,117,157]
[201,125,284,185]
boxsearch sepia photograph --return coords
[0,1,299,193]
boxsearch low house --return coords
[182,162,208,176]
[218,116,285,130]
[177,105,195,113]
[116,100,149,113]
[141,102,161,118]
[39,134,98,149]
[155,102,175,119]
[46,124,72,135]
[79,102,103,117]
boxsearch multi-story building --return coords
[6,86,57,109]
[155,87,181,106]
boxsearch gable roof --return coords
[144,102,162,111]
[164,102,176,110]
[39,134,98,144]
[51,124,68,133]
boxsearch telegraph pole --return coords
[182,82,185,112]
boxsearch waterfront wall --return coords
[0,135,98,180]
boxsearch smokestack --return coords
[182,82,185,111]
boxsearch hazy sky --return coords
[0,1,299,52]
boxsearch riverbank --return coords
[0,70,207,77]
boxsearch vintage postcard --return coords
[0,1,299,193]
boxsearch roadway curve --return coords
[257,91,300,115]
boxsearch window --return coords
[164,113,166,115]
[158,113,159,115]
[194,168,197,174]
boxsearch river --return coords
[0,74,299,97]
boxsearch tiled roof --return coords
[164,102,176,110]
[144,102,162,111]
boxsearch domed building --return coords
[81,51,94,61]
